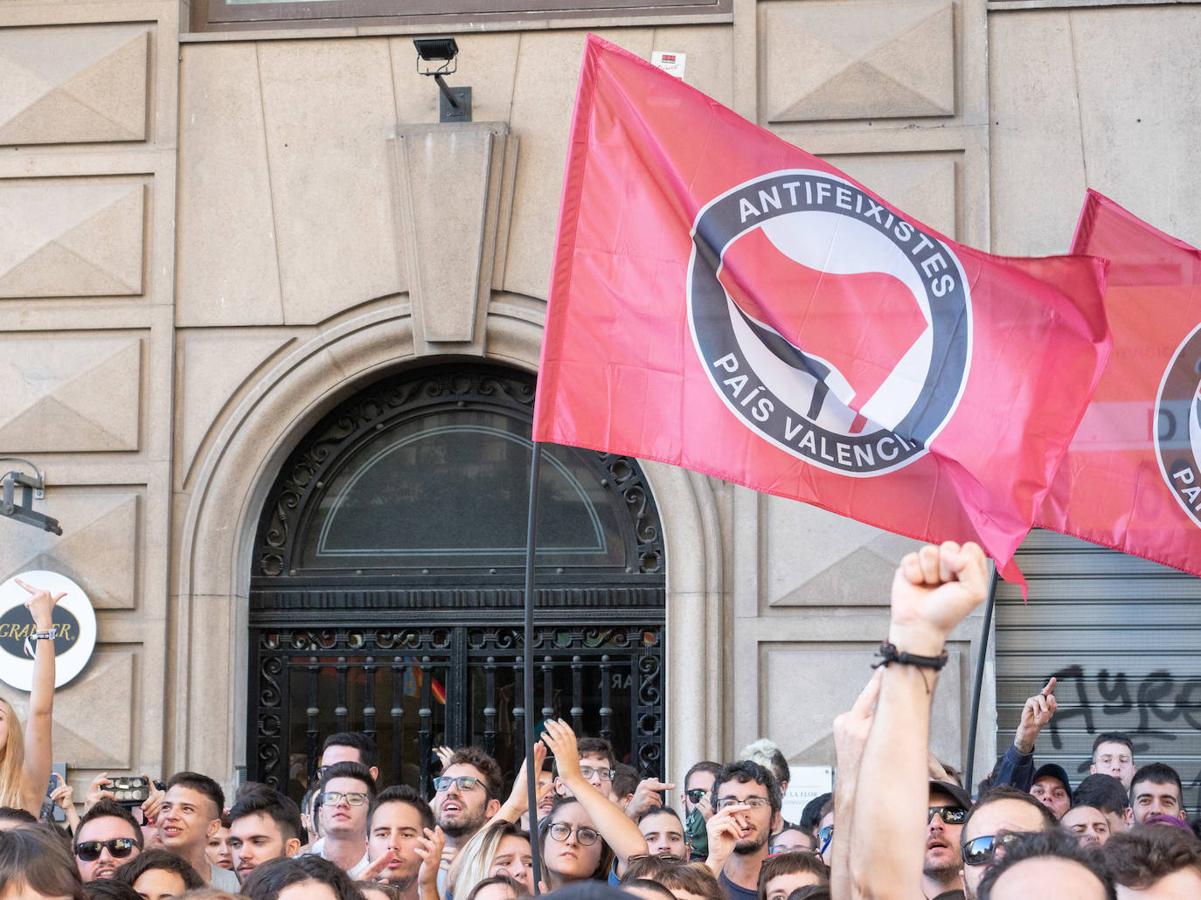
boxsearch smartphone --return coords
[41,763,68,823]
[109,775,151,808]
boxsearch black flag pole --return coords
[963,568,999,795]
[522,439,546,892]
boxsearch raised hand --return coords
[433,746,454,771]
[48,772,73,810]
[141,775,164,825]
[14,579,66,631]
[625,777,675,819]
[888,542,989,656]
[540,719,582,786]
[360,849,393,882]
[414,825,446,893]
[1014,677,1058,754]
[84,773,116,812]
[508,740,548,812]
[703,802,745,873]
[832,667,883,772]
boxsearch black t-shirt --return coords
[719,871,759,900]
[931,891,965,900]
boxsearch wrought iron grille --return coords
[250,622,663,797]
[248,365,666,799]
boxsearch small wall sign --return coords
[651,51,687,78]
[780,765,833,825]
[0,571,96,691]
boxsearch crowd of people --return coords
[2,549,1201,899]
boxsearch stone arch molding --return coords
[171,298,726,785]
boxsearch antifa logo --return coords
[0,605,79,660]
[1155,324,1201,526]
[686,170,972,476]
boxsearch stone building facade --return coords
[1,0,1199,800]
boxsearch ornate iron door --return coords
[247,366,666,798]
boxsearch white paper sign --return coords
[651,51,687,78]
[0,571,96,691]
[780,765,833,824]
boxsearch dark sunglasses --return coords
[962,832,1022,867]
[75,838,139,862]
[684,789,707,803]
[927,805,967,825]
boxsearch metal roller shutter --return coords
[994,530,1201,812]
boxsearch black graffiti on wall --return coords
[1044,665,1201,770]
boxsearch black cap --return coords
[929,779,972,810]
[1032,763,1072,795]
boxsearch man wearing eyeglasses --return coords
[434,746,503,853]
[309,760,377,877]
[958,786,1056,900]
[432,747,504,895]
[923,781,970,900]
[554,736,620,803]
[73,798,143,882]
[703,760,780,900]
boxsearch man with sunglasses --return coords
[923,781,970,900]
[308,760,377,876]
[681,761,721,862]
[959,787,1056,900]
[74,797,143,882]
[973,830,1113,900]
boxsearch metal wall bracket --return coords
[440,85,472,123]
[1,470,62,535]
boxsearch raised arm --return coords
[989,677,1057,792]
[540,719,648,864]
[49,772,81,832]
[13,579,64,816]
[492,741,548,825]
[830,668,882,897]
[848,542,988,899]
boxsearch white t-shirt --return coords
[306,837,371,878]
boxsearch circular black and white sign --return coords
[0,571,96,691]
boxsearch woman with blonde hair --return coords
[451,820,533,899]
[0,579,63,816]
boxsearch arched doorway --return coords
[246,364,666,798]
